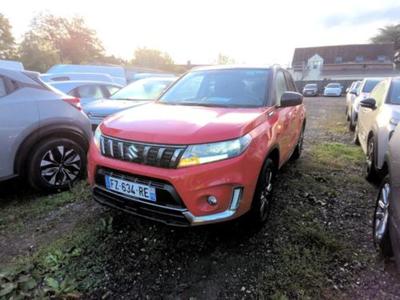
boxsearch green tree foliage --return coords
[19,13,105,72]
[131,47,174,71]
[0,13,16,59]
[371,24,400,48]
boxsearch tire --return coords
[290,125,305,161]
[349,110,356,131]
[353,123,360,145]
[373,176,393,257]
[28,138,86,192]
[248,158,276,225]
[366,136,380,182]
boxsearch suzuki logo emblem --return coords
[127,145,138,160]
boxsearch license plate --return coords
[105,175,156,202]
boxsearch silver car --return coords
[49,80,122,105]
[354,77,400,181]
[85,77,176,129]
[348,78,383,131]
[373,123,400,271]
[0,68,92,191]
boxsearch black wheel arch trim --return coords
[14,123,90,176]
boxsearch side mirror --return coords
[360,98,376,109]
[280,92,303,107]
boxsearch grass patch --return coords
[313,142,364,169]
[259,207,354,298]
[0,181,90,233]
[0,214,110,299]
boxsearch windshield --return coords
[389,79,400,104]
[305,84,317,88]
[362,79,381,93]
[111,78,173,100]
[327,83,340,88]
[159,69,271,107]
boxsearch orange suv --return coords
[88,66,306,226]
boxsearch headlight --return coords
[93,126,102,149]
[178,134,252,168]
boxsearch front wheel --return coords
[28,138,86,192]
[373,176,392,257]
[248,158,276,225]
[366,137,380,182]
[353,123,360,145]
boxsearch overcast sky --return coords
[2,0,400,66]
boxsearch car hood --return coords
[83,99,150,118]
[101,102,271,144]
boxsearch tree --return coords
[216,53,235,65]
[131,47,174,71]
[19,13,105,72]
[371,24,400,48]
[0,13,16,59]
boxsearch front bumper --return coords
[88,141,260,226]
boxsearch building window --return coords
[377,55,386,62]
[335,56,343,63]
[355,56,364,63]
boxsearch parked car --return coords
[354,77,400,181]
[0,59,24,71]
[88,66,306,226]
[0,68,92,191]
[348,78,383,131]
[323,83,342,97]
[49,81,122,105]
[373,123,400,271]
[345,80,361,120]
[84,77,176,130]
[47,64,127,86]
[41,72,115,84]
[302,83,318,97]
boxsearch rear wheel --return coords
[366,137,380,182]
[249,158,276,225]
[373,176,393,257]
[28,138,86,192]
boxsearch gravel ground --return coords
[1,97,400,299]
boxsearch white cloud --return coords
[2,0,399,66]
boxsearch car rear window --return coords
[389,79,400,104]
[362,79,381,93]
[159,68,271,108]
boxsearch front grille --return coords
[93,168,189,226]
[100,135,186,168]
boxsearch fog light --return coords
[207,196,218,206]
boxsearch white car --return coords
[348,78,383,131]
[323,83,342,97]
[41,72,115,84]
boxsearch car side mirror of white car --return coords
[360,98,377,110]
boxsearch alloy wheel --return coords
[374,182,390,244]
[259,169,273,221]
[40,145,81,186]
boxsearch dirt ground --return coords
[1,97,400,299]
